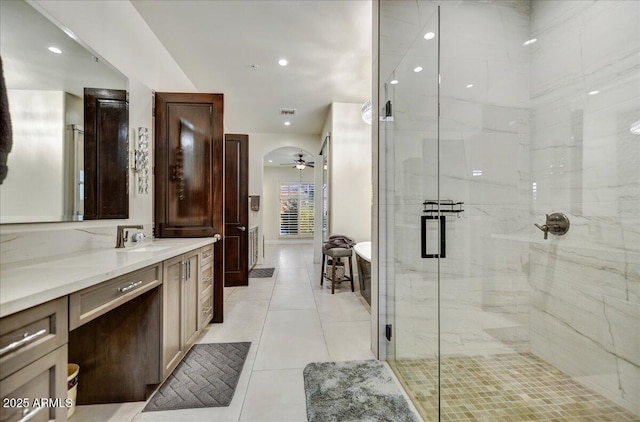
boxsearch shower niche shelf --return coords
[422,200,464,215]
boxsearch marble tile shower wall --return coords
[528,0,639,414]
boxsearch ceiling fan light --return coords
[296,163,306,170]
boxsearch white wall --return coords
[328,103,372,244]
[262,165,314,241]
[0,0,196,263]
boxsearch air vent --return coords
[279,108,296,115]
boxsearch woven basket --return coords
[325,260,345,280]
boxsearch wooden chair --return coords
[320,245,354,294]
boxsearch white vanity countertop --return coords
[0,238,216,318]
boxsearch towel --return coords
[325,234,356,250]
[0,56,12,184]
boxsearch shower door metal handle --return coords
[421,215,446,258]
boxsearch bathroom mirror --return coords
[0,0,129,223]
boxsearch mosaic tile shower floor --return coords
[391,353,639,422]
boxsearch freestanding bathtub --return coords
[353,241,371,306]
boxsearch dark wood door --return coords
[155,92,224,323]
[154,93,223,237]
[84,88,128,220]
[224,134,249,287]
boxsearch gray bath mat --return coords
[249,267,275,278]
[304,360,419,422]
[143,342,250,412]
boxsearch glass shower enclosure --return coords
[377,1,639,420]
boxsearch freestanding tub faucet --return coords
[116,225,144,248]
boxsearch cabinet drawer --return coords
[0,345,67,422]
[200,261,213,297]
[199,293,213,331]
[200,245,213,266]
[0,297,68,380]
[69,264,161,330]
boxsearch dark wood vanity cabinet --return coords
[84,88,129,220]
[154,93,224,238]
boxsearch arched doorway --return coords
[262,147,316,242]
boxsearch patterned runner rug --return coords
[248,267,275,278]
[303,360,419,422]
[143,342,250,411]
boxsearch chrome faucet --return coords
[116,225,144,248]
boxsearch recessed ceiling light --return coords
[466,84,474,88]
[424,32,435,40]
[588,90,600,96]
[268,160,273,163]
[48,46,62,54]
[414,66,423,73]
[390,80,399,85]
[523,38,537,46]
[284,121,291,126]
[278,59,288,66]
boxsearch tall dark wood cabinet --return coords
[154,92,224,323]
[84,88,129,220]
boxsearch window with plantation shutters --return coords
[279,182,315,237]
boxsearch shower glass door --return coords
[437,2,532,420]
[380,4,441,418]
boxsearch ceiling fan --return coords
[281,153,314,169]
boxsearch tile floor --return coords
[392,353,640,422]
[70,241,383,422]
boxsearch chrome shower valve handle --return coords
[534,222,549,239]
[535,213,570,240]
